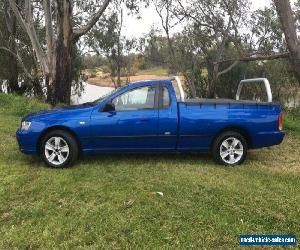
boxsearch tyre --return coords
[40,130,78,168]
[212,131,247,166]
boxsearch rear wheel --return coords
[212,131,247,166]
[41,130,78,168]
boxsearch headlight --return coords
[20,121,31,130]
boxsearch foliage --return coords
[138,28,170,69]
[82,55,106,69]
[137,21,299,102]
[0,93,48,117]
[285,109,300,133]
[136,67,168,76]
[2,0,113,104]
[0,0,40,94]
[85,9,139,86]
[216,59,297,101]
[1,0,300,105]
[141,0,300,100]
[249,7,284,53]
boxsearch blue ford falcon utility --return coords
[16,77,285,168]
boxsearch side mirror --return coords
[102,102,115,112]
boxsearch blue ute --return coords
[16,77,285,168]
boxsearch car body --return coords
[16,78,285,167]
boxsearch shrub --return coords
[0,93,49,117]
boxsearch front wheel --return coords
[41,130,78,168]
[212,131,247,166]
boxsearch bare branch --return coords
[43,0,54,69]
[8,0,50,75]
[73,0,112,40]
[0,46,33,79]
[218,61,239,77]
[174,0,216,30]
[217,52,290,64]
[8,0,28,31]
[216,18,232,60]
[4,1,14,34]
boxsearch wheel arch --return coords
[211,126,252,150]
[37,125,82,155]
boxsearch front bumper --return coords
[16,129,39,155]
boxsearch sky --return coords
[122,0,271,39]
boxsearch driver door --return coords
[90,85,159,151]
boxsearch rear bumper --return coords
[16,129,38,155]
[251,131,285,149]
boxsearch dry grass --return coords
[83,67,169,87]
[246,133,300,174]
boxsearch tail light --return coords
[278,112,283,131]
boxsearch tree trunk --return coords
[31,77,44,97]
[207,60,219,98]
[274,0,300,83]
[6,0,20,94]
[53,0,73,105]
[117,39,121,87]
[183,73,197,98]
[7,44,19,93]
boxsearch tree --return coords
[85,5,138,88]
[138,27,170,68]
[8,0,112,104]
[219,1,300,88]
[145,0,253,97]
[2,0,19,93]
[153,0,199,96]
[85,11,120,88]
[273,0,300,83]
[0,0,47,96]
[0,0,32,93]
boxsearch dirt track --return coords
[87,74,169,87]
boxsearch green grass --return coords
[285,112,300,133]
[136,67,168,76]
[0,94,299,249]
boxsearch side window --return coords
[162,86,171,108]
[112,86,156,111]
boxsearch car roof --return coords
[128,79,171,88]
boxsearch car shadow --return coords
[24,152,214,169]
[79,152,213,165]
